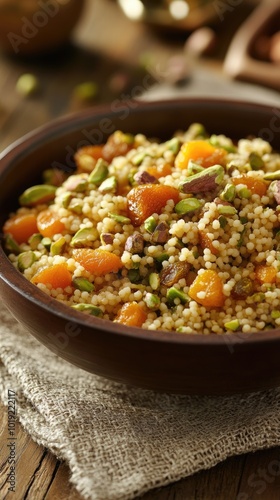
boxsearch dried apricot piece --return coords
[31,263,72,289]
[127,184,180,226]
[255,264,277,284]
[146,163,172,179]
[115,302,147,327]
[37,209,65,237]
[73,248,123,276]
[175,140,226,170]
[231,175,267,197]
[198,229,219,256]
[188,269,225,308]
[3,213,38,244]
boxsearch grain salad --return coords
[3,124,280,335]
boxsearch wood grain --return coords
[0,0,279,498]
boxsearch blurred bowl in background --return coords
[0,0,85,56]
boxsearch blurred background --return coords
[0,0,279,150]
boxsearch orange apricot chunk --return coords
[175,140,226,170]
[146,163,172,179]
[3,213,38,244]
[255,264,277,284]
[231,175,267,197]
[74,145,105,173]
[127,184,180,226]
[37,209,65,237]
[73,248,123,276]
[198,229,219,256]
[31,263,72,289]
[188,269,226,308]
[115,302,147,327]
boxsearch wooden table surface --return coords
[0,1,280,499]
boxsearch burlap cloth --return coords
[1,74,280,500]
[1,304,280,500]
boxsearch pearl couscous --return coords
[3,124,280,335]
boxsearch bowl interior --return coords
[1,98,280,394]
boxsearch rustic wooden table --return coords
[0,1,280,499]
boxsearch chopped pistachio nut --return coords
[238,187,251,199]
[19,184,57,207]
[144,216,157,233]
[249,152,264,171]
[41,237,52,250]
[220,183,236,202]
[240,217,248,225]
[4,234,21,254]
[68,200,83,214]
[125,233,144,253]
[155,253,169,263]
[70,227,99,247]
[218,215,227,229]
[149,272,160,290]
[64,176,88,193]
[263,170,280,181]
[88,159,109,185]
[16,73,39,96]
[187,160,204,175]
[166,137,180,154]
[268,180,280,204]
[209,135,236,153]
[109,213,131,224]
[61,192,72,208]
[18,251,36,272]
[128,168,138,186]
[179,164,224,194]
[237,227,246,248]
[132,152,146,166]
[50,237,66,256]
[217,205,237,216]
[100,233,114,245]
[175,197,202,215]
[224,319,240,331]
[271,310,280,320]
[144,292,161,310]
[128,269,141,283]
[166,287,190,304]
[71,303,103,316]
[134,170,159,185]
[186,122,206,139]
[99,176,117,194]
[151,221,169,244]
[72,278,95,293]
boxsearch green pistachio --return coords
[217,205,237,216]
[149,272,160,290]
[109,213,131,224]
[70,227,99,248]
[4,234,21,254]
[175,198,202,215]
[179,164,224,194]
[41,237,52,250]
[224,319,240,331]
[144,216,157,233]
[19,185,57,207]
[88,159,109,185]
[144,292,161,310]
[18,251,36,272]
[166,287,190,304]
[220,184,236,202]
[72,278,95,293]
[50,237,66,256]
[71,303,103,316]
[99,176,117,194]
[263,170,280,181]
[249,152,265,171]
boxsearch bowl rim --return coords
[1,97,280,348]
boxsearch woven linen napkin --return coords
[1,305,280,500]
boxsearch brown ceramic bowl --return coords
[1,99,280,395]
